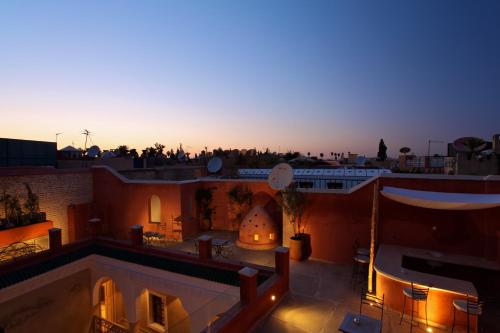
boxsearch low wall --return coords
[0,221,53,247]
[0,270,92,333]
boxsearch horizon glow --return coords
[1,1,499,157]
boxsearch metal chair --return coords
[352,254,370,289]
[357,247,370,256]
[338,289,384,333]
[451,295,483,333]
[399,282,430,333]
[360,289,384,333]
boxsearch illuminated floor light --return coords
[426,327,433,332]
[271,295,276,301]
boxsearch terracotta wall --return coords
[301,185,374,263]
[91,168,184,240]
[378,177,500,260]
[200,180,279,232]
[0,221,54,247]
[90,168,500,264]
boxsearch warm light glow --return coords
[426,328,433,333]
[254,234,259,241]
[271,295,276,301]
[269,233,274,240]
[369,302,373,306]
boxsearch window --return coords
[149,195,161,223]
[149,293,165,327]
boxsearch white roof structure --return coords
[381,186,500,210]
[60,145,80,152]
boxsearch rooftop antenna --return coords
[55,132,62,149]
[82,129,92,152]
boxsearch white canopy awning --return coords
[381,186,500,210]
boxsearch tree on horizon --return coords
[377,139,388,161]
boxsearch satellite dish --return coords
[87,145,101,158]
[453,137,487,152]
[267,163,293,190]
[207,157,223,173]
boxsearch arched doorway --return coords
[93,277,128,328]
[149,195,161,223]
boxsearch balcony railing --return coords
[93,316,128,333]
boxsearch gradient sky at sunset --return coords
[1,1,499,157]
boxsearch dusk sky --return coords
[1,1,499,157]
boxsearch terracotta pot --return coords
[201,218,211,231]
[301,233,312,258]
[289,237,304,261]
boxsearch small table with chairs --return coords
[212,238,234,258]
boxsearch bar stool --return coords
[451,296,483,333]
[399,282,430,333]
[351,254,370,289]
[356,247,370,256]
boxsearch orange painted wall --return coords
[302,185,373,263]
[0,221,53,247]
[378,177,500,260]
[200,180,280,231]
[92,168,185,240]
[90,168,500,265]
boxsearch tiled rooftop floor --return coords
[160,232,477,333]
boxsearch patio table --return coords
[143,231,163,245]
[338,312,381,333]
[212,239,229,256]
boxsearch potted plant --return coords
[195,187,216,230]
[277,183,309,261]
[227,185,252,230]
[1,185,47,230]
[23,183,45,224]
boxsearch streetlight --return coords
[55,133,62,149]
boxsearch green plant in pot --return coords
[195,187,216,231]
[23,183,45,224]
[277,183,310,261]
[227,185,252,230]
[0,191,23,227]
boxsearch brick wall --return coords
[0,169,93,243]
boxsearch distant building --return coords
[58,145,82,159]
[0,138,56,167]
[452,134,500,176]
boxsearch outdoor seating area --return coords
[136,229,492,333]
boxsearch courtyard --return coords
[149,231,471,333]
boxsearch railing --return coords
[93,316,128,333]
[0,241,45,262]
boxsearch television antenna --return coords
[82,129,92,152]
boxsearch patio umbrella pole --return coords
[368,179,380,293]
